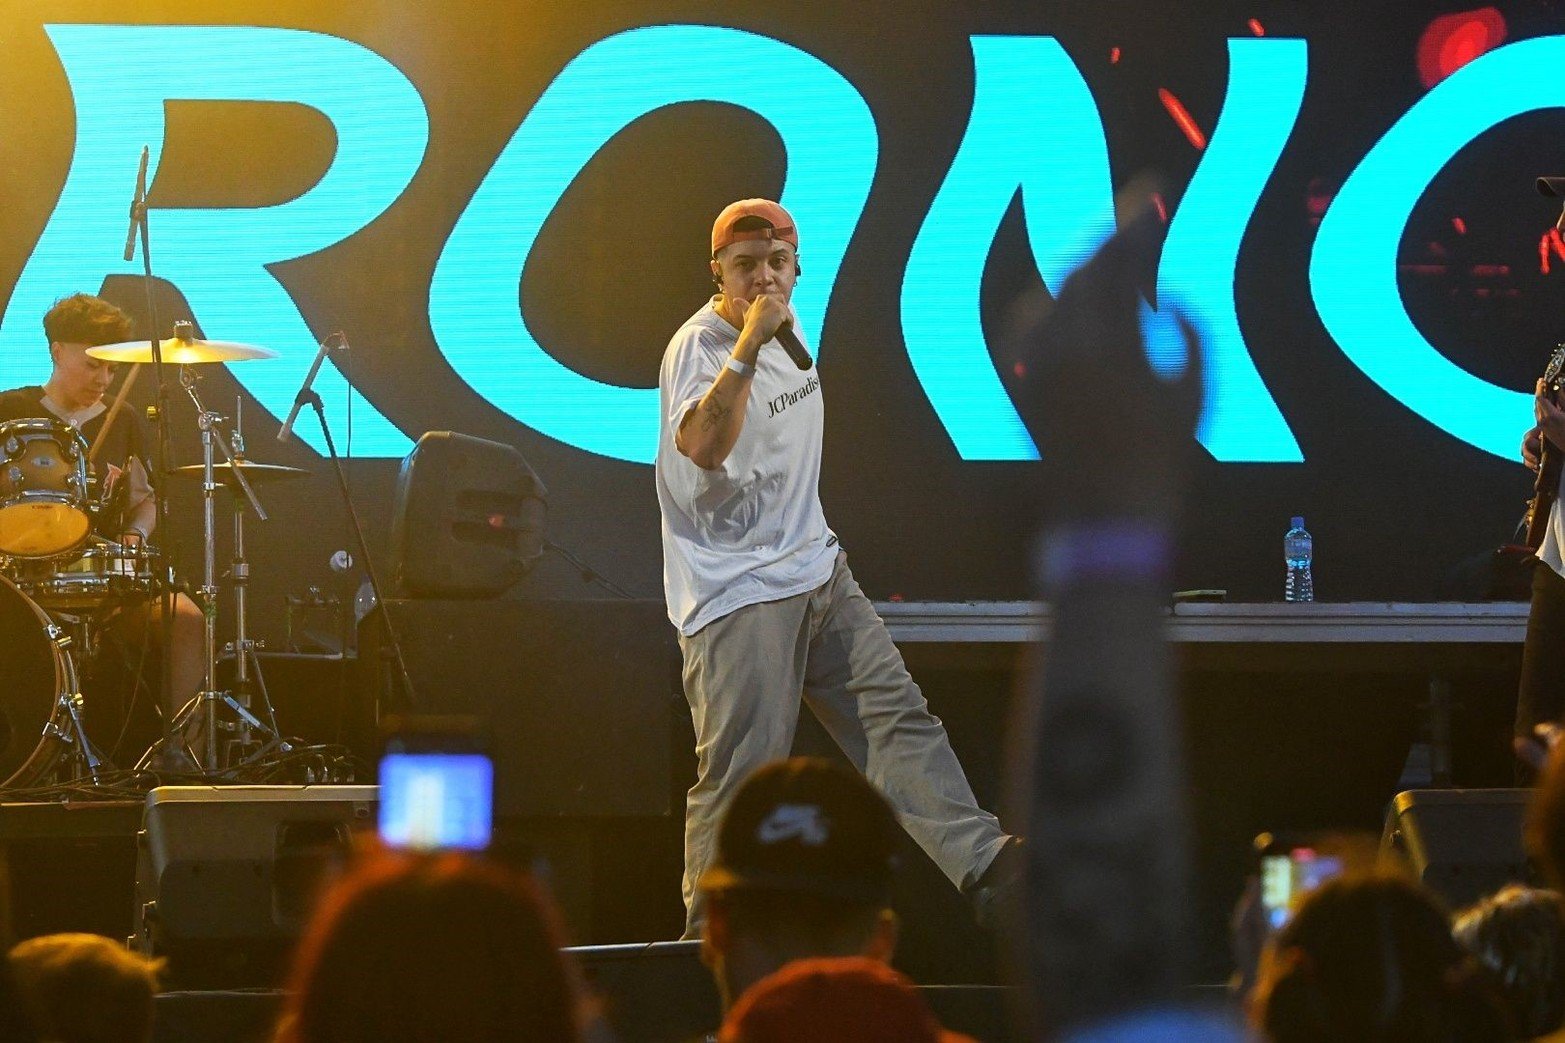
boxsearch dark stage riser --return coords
[337,598,1521,983]
[356,598,679,818]
[0,801,142,944]
[357,602,1530,982]
[0,605,1526,990]
[144,959,1015,1043]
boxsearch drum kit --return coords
[0,326,314,787]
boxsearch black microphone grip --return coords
[775,320,814,370]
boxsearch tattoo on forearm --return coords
[699,397,732,433]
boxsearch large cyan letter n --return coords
[904,36,1306,462]
[902,37,1115,461]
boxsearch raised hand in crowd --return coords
[1004,181,1223,1040]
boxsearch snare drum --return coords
[16,538,156,611]
[0,418,92,558]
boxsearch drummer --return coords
[0,293,204,757]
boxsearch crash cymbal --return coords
[169,460,311,484]
[88,337,278,364]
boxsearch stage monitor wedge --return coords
[132,785,378,988]
[1381,788,1536,910]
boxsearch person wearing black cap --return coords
[698,758,902,1014]
[1519,176,1565,766]
[655,200,1017,938]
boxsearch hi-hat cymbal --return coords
[169,460,311,485]
[88,337,278,364]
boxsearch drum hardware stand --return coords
[142,371,286,773]
[38,621,108,784]
[220,408,290,766]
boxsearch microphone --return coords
[122,146,149,263]
[775,320,814,370]
[276,333,342,442]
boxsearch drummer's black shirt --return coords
[0,385,153,538]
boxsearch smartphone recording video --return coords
[378,716,493,852]
[1258,833,1345,931]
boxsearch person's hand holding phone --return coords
[378,716,494,852]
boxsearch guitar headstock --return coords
[1547,344,1565,394]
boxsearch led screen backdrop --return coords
[1,0,1560,633]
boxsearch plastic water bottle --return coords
[1284,516,1313,602]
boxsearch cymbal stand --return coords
[224,402,289,764]
[154,368,278,771]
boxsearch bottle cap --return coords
[1291,516,1304,529]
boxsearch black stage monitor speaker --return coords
[1381,788,1536,910]
[390,431,548,598]
[132,785,377,987]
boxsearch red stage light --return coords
[1451,217,1467,235]
[1304,177,1334,220]
[1416,7,1506,89]
[1110,46,1121,64]
[1248,19,1265,37]
[1158,88,1207,151]
[1541,229,1565,274]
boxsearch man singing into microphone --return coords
[656,200,1018,935]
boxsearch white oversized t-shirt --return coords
[656,298,837,636]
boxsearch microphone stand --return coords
[291,377,417,714]
[123,146,185,774]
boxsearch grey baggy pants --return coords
[678,551,1008,934]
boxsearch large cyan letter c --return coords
[1310,36,1561,459]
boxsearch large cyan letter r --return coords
[1,25,427,456]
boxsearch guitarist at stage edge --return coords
[1517,346,1565,774]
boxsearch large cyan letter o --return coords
[1310,36,1559,459]
[429,25,878,464]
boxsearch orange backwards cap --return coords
[711,199,798,257]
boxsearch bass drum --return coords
[0,573,78,784]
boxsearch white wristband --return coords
[725,357,755,378]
